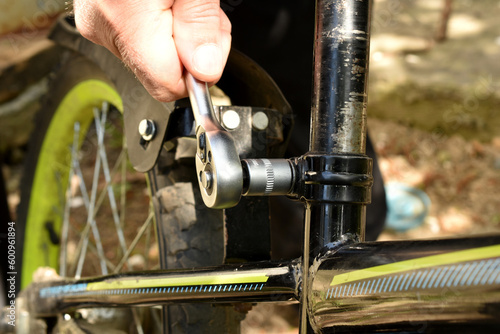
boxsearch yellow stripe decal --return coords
[87,272,269,291]
[331,244,500,286]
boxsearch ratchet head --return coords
[185,73,243,208]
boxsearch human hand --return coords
[74,0,231,102]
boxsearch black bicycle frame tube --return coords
[306,0,372,251]
[301,1,372,330]
[300,1,372,331]
[310,0,370,155]
[309,235,500,332]
[27,261,299,317]
[23,235,500,333]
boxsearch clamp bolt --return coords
[138,119,156,141]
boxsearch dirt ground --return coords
[1,0,499,333]
[367,0,500,241]
[371,117,500,240]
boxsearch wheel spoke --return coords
[69,148,126,275]
[92,105,128,257]
[73,156,90,210]
[86,240,116,272]
[144,208,153,269]
[132,309,145,334]
[60,122,80,277]
[67,222,117,273]
[114,211,154,273]
[90,149,125,221]
[120,134,127,230]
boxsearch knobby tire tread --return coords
[154,150,244,333]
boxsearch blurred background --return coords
[0,0,499,332]
[368,0,500,241]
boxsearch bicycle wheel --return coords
[17,53,162,332]
[17,51,243,333]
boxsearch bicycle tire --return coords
[17,53,124,289]
[17,52,160,333]
[153,149,246,333]
[17,50,243,333]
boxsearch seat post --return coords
[306,0,372,255]
[301,1,373,331]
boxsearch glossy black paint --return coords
[26,236,500,333]
[300,1,373,331]
[309,0,370,155]
[304,0,373,254]
[27,261,300,317]
[309,236,500,332]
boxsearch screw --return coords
[200,170,213,190]
[252,111,269,131]
[222,110,240,130]
[138,119,156,141]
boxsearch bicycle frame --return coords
[28,236,500,332]
[20,0,500,333]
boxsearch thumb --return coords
[172,0,231,82]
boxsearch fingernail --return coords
[192,43,223,76]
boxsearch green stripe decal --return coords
[331,244,500,286]
[87,272,269,291]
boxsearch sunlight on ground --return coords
[448,14,485,38]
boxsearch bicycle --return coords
[4,0,500,333]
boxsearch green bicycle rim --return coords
[21,80,123,289]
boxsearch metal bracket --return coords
[48,15,173,173]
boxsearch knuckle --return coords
[112,33,128,58]
[174,0,221,25]
[148,86,182,102]
[74,0,124,51]
[142,73,185,103]
[73,0,98,40]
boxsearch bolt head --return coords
[252,111,269,131]
[222,110,240,130]
[138,119,156,141]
